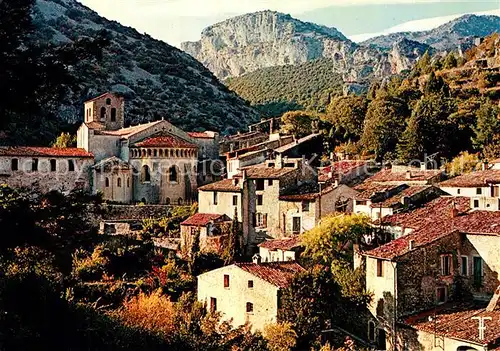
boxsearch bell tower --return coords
[84,92,125,131]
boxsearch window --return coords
[476,188,482,195]
[127,178,130,188]
[117,178,122,187]
[248,280,254,289]
[256,213,267,228]
[169,166,178,183]
[11,159,18,171]
[356,200,368,206]
[68,160,75,172]
[457,189,461,195]
[233,195,238,206]
[436,287,447,304]
[50,159,57,172]
[461,256,469,276]
[256,179,265,191]
[210,297,217,313]
[141,165,151,183]
[223,274,229,288]
[292,217,301,234]
[302,201,310,212]
[111,108,117,122]
[473,199,479,208]
[368,321,376,342]
[246,302,254,313]
[213,192,218,205]
[473,256,483,286]
[100,106,106,120]
[32,158,38,172]
[106,98,111,105]
[377,259,384,277]
[268,179,273,186]
[105,177,110,187]
[257,195,263,206]
[441,255,452,276]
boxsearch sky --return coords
[78,0,500,47]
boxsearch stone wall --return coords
[101,204,175,220]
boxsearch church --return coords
[0,92,219,204]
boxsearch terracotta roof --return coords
[366,210,500,260]
[188,132,214,139]
[181,213,230,227]
[273,133,321,153]
[244,167,295,179]
[235,262,305,288]
[198,179,241,192]
[279,183,337,201]
[405,304,500,346]
[368,168,442,183]
[369,186,430,208]
[85,121,105,130]
[134,135,197,148]
[377,196,471,228]
[97,121,164,137]
[0,147,93,158]
[354,183,404,200]
[439,169,500,188]
[258,236,302,251]
[93,156,131,170]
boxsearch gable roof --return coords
[244,166,295,179]
[368,168,442,183]
[369,186,430,208]
[366,210,500,260]
[96,120,165,138]
[181,213,231,227]
[198,179,241,193]
[85,92,123,103]
[258,236,302,251]
[278,182,338,201]
[354,182,404,201]
[439,169,500,188]
[93,156,131,170]
[134,135,197,148]
[235,262,305,288]
[0,147,93,158]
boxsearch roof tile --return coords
[181,213,230,226]
[258,236,302,251]
[198,179,241,192]
[236,262,305,288]
[134,135,197,148]
[0,147,93,158]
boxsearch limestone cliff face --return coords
[182,11,428,82]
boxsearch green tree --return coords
[280,111,314,139]
[472,101,500,150]
[52,133,77,148]
[263,322,297,351]
[224,212,242,265]
[443,52,458,69]
[445,152,480,177]
[326,96,368,142]
[301,214,371,266]
[424,71,450,96]
[396,116,423,163]
[413,50,432,76]
[360,96,409,160]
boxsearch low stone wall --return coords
[101,204,175,220]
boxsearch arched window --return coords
[169,166,178,183]
[165,197,171,205]
[176,150,179,157]
[127,178,130,188]
[111,108,117,122]
[142,149,146,157]
[154,149,157,157]
[159,149,163,157]
[106,98,111,105]
[100,107,106,120]
[368,321,376,342]
[141,165,151,183]
[147,149,152,157]
[105,177,110,187]
[170,150,174,157]
[117,177,122,187]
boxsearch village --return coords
[1,92,500,350]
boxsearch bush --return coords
[263,322,297,351]
[72,246,110,281]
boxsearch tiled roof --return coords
[258,236,302,251]
[405,304,500,346]
[279,183,337,201]
[188,132,214,139]
[354,183,404,200]
[97,121,164,137]
[0,147,93,158]
[134,135,197,148]
[93,156,131,170]
[273,133,321,153]
[181,213,230,226]
[368,168,442,183]
[85,92,122,103]
[244,166,295,179]
[366,210,500,260]
[439,169,500,188]
[236,262,305,288]
[198,179,241,192]
[369,186,430,208]
[85,122,105,130]
[377,196,470,228]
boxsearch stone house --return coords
[318,160,374,185]
[180,213,232,253]
[362,210,500,351]
[258,236,302,263]
[219,131,268,155]
[197,261,304,332]
[0,147,94,193]
[368,166,443,186]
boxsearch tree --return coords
[396,116,423,163]
[412,50,432,76]
[360,97,409,160]
[424,71,450,96]
[326,96,368,142]
[280,111,314,138]
[224,212,242,265]
[263,322,297,351]
[443,52,458,69]
[445,152,480,177]
[301,214,371,266]
[472,101,500,150]
[189,228,201,274]
[52,133,77,148]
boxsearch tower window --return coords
[105,177,110,187]
[141,165,151,183]
[100,107,106,120]
[68,160,75,172]
[50,159,57,172]
[169,166,178,183]
[111,108,117,122]
[127,178,130,188]
[117,178,122,187]
[106,98,111,105]
[32,159,38,172]
[11,159,18,171]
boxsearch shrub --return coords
[263,322,297,351]
[72,246,110,281]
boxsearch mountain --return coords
[362,14,500,51]
[32,0,259,133]
[181,10,432,84]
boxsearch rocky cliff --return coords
[32,0,259,133]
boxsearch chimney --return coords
[451,201,459,218]
[252,254,262,264]
[420,162,427,171]
[242,169,247,182]
[406,170,412,179]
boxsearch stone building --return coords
[362,210,500,350]
[197,261,304,331]
[0,147,94,193]
[77,92,219,204]
[258,236,302,263]
[180,213,232,254]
